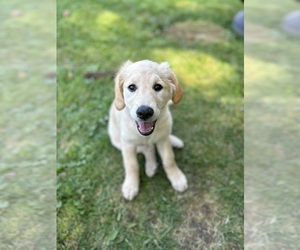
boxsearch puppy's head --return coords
[114,60,183,136]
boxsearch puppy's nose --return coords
[136,105,154,120]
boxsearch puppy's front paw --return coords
[169,170,188,192]
[122,179,139,200]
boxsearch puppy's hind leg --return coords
[137,145,157,177]
[170,134,184,148]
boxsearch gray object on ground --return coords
[232,10,244,36]
[281,10,300,37]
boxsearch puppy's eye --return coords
[128,84,137,92]
[153,83,163,92]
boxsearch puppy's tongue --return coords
[137,121,155,136]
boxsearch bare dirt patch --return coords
[174,193,225,250]
[165,20,228,44]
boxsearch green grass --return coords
[0,0,56,249]
[57,0,243,249]
[245,0,300,249]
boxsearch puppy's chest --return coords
[137,132,161,145]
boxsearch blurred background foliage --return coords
[245,0,300,249]
[0,0,56,249]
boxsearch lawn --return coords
[57,0,244,249]
[245,0,300,249]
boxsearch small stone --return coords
[63,10,71,17]
[11,9,22,17]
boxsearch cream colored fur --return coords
[108,60,188,200]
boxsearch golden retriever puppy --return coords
[108,60,188,200]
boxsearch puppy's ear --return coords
[159,62,183,104]
[114,60,132,110]
[169,70,183,104]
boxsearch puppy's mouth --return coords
[135,120,157,136]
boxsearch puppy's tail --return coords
[170,135,184,148]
